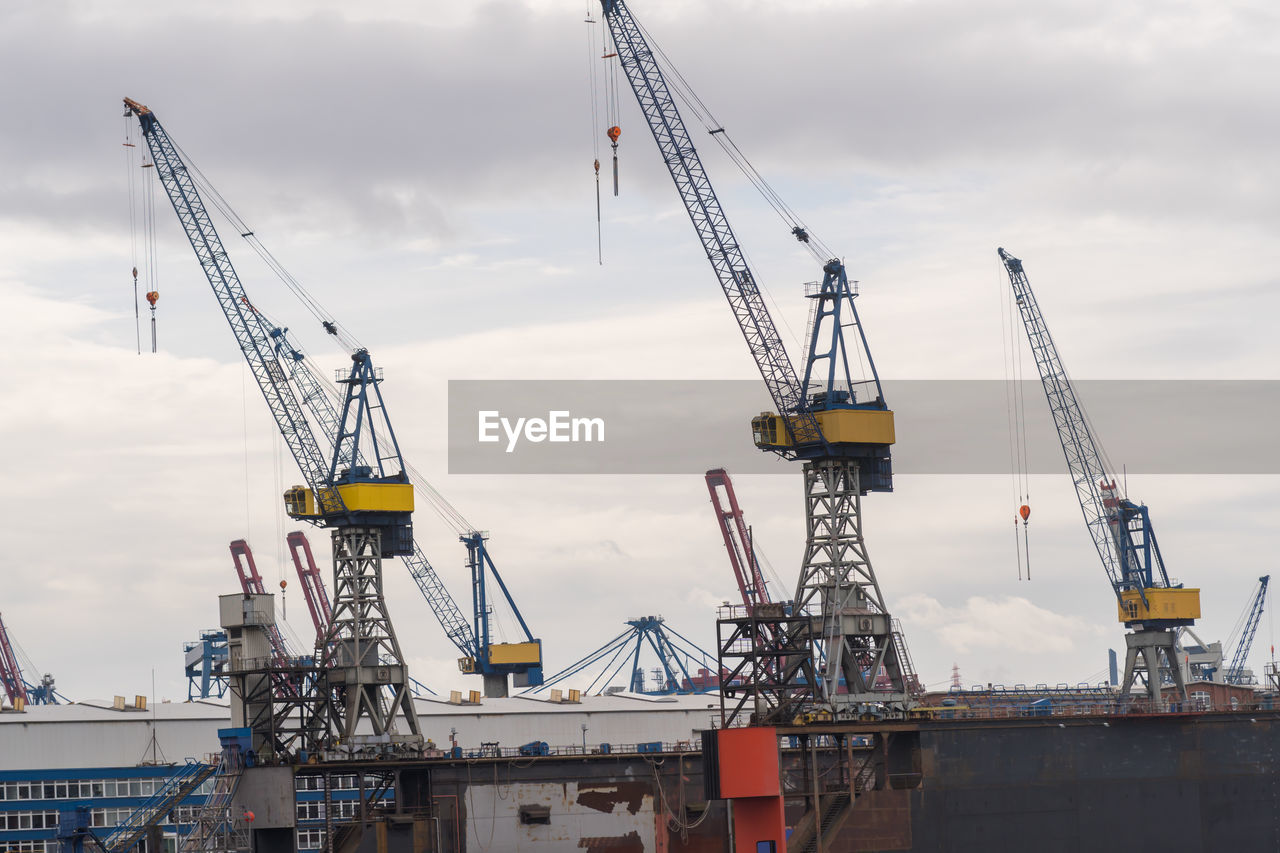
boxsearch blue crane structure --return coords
[527,616,718,697]
[998,248,1200,702]
[121,98,541,699]
[1225,575,1270,685]
[598,0,911,718]
[183,629,230,701]
[123,97,424,749]
[0,612,63,706]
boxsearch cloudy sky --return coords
[1,0,1278,706]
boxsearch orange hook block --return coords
[145,291,159,308]
[606,125,621,144]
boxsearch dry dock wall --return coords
[407,711,1280,852]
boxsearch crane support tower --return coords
[123,97,421,750]
[998,248,1199,703]
[599,0,909,718]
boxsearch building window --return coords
[297,829,326,850]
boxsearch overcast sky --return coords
[1,0,1278,709]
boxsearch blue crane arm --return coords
[1226,575,1270,684]
[126,98,479,658]
[125,99,334,503]
[999,248,1171,598]
[599,0,820,448]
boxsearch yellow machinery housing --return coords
[283,482,414,519]
[752,408,895,451]
[457,641,542,674]
[1117,588,1201,624]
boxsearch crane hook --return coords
[607,126,621,197]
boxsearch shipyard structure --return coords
[3,0,1263,850]
[5,667,1280,853]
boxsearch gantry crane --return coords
[599,0,909,717]
[1225,575,1269,685]
[121,98,542,698]
[705,469,772,611]
[998,248,1200,702]
[0,612,61,707]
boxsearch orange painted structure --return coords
[714,727,785,853]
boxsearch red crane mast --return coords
[228,539,295,665]
[705,469,772,611]
[287,531,332,642]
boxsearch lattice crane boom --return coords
[1226,575,1269,685]
[705,468,770,609]
[123,97,477,661]
[599,1,810,443]
[287,531,331,640]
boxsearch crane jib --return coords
[599,0,816,447]
[123,98,480,658]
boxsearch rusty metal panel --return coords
[836,788,912,851]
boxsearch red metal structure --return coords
[706,469,772,610]
[287,530,332,642]
[228,539,295,664]
[0,613,29,706]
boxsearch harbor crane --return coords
[998,248,1200,702]
[121,98,542,699]
[1225,575,1269,685]
[124,97,421,745]
[599,0,911,717]
[0,612,61,707]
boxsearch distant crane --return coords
[600,0,910,718]
[1225,576,1270,685]
[122,97,542,699]
[999,248,1200,702]
[183,630,230,701]
[0,612,62,706]
[705,469,772,610]
[527,616,719,697]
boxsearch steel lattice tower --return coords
[795,460,910,709]
[309,528,421,745]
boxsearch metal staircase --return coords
[178,749,248,853]
[99,760,216,853]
